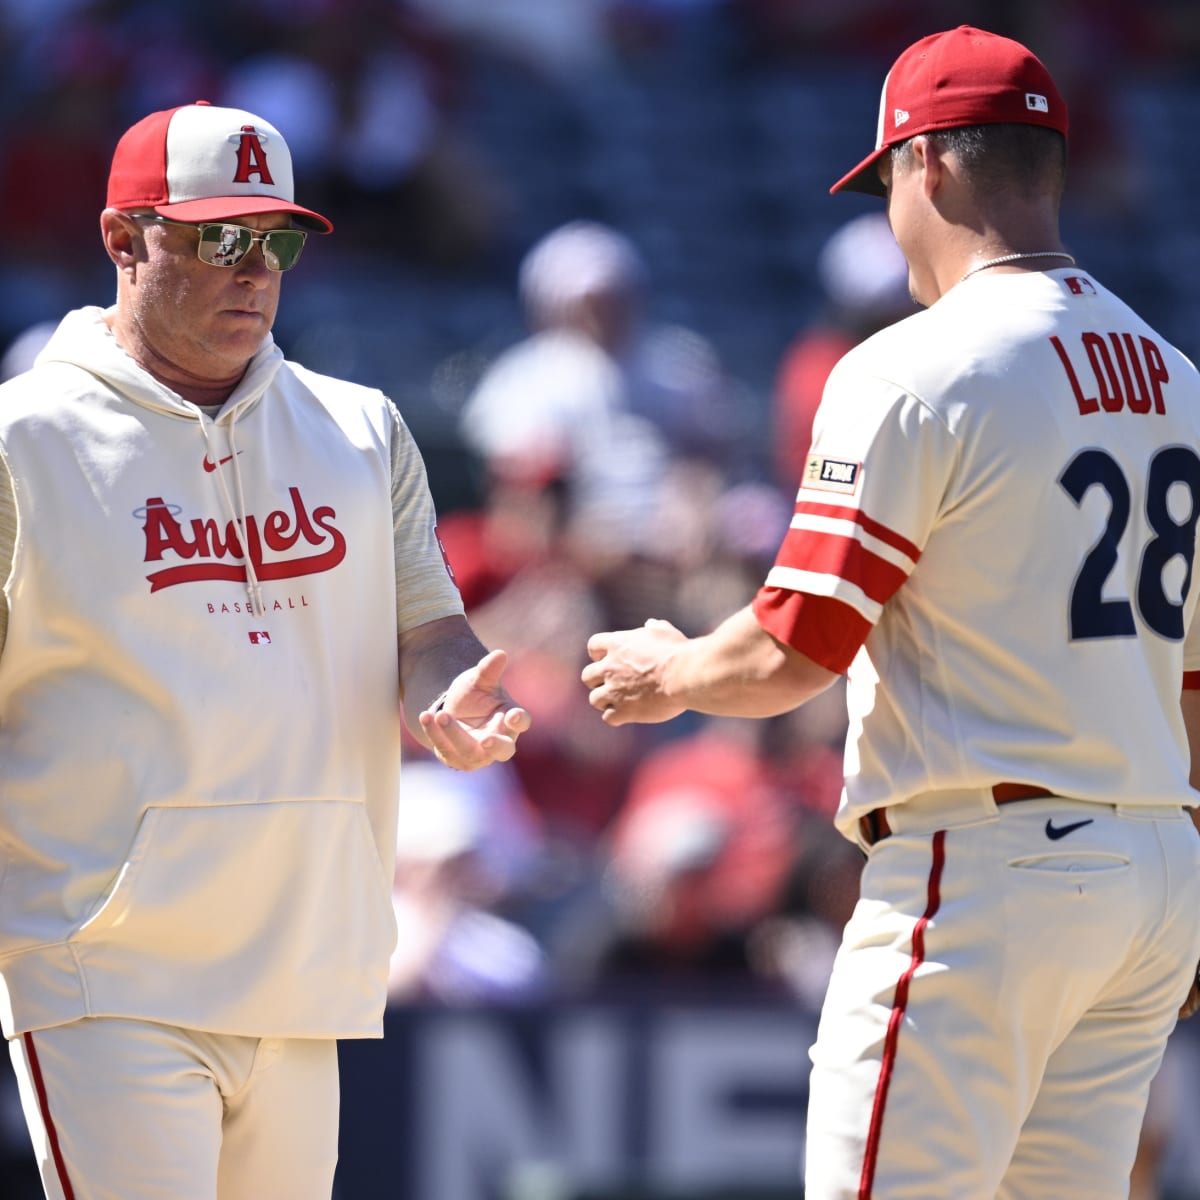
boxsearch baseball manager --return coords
[0,101,529,1199]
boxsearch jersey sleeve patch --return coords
[802,454,863,496]
[752,587,870,675]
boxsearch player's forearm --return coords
[661,607,839,719]
[397,614,491,741]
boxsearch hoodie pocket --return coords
[74,807,165,939]
[69,800,397,1035]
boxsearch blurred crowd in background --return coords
[5,0,1200,1060]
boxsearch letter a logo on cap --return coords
[232,125,274,185]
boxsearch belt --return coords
[859,783,1054,847]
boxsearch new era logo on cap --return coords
[831,26,1069,197]
[106,101,333,233]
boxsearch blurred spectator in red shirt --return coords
[771,212,914,490]
[563,727,797,991]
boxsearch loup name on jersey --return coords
[1049,329,1170,416]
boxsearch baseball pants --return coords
[804,790,1200,1200]
[8,1016,339,1200]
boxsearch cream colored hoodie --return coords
[0,307,463,1038]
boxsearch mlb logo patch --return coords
[249,631,272,645]
[1026,92,1049,113]
[804,454,862,495]
[1065,275,1096,295]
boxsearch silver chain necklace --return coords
[959,250,1076,283]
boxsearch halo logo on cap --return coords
[230,125,275,185]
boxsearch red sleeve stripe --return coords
[770,527,911,609]
[794,499,922,564]
[791,510,917,575]
[764,567,881,628]
[1184,670,1200,691]
[753,587,871,675]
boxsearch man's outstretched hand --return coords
[418,649,531,770]
[582,618,688,726]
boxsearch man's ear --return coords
[908,135,945,200]
[100,208,143,270]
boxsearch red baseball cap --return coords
[106,101,333,233]
[831,26,1068,197]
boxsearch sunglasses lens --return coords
[263,230,306,271]
[197,224,252,267]
[195,224,307,271]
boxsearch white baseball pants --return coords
[8,1017,339,1200]
[805,790,1200,1199]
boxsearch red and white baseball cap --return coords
[831,26,1068,197]
[106,101,333,233]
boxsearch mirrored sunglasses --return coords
[136,214,307,272]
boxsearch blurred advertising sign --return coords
[336,999,816,1200]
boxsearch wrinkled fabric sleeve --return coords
[388,401,465,633]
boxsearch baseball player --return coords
[0,102,529,1199]
[583,26,1200,1199]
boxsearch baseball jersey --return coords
[753,268,1200,841]
[0,306,464,1038]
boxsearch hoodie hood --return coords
[34,306,284,424]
